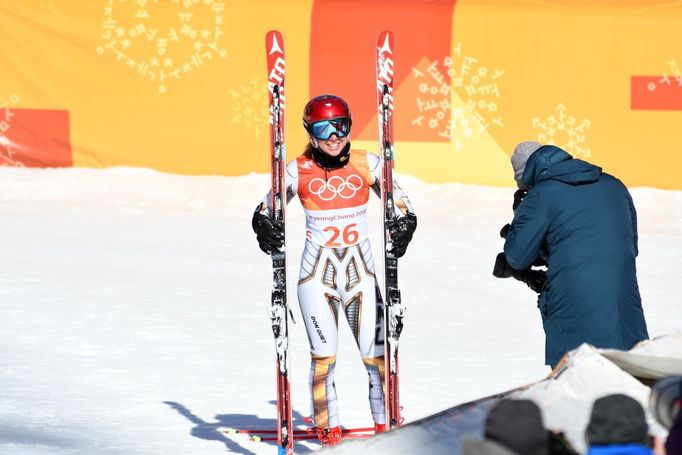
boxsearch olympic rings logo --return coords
[308,175,364,201]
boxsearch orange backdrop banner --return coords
[1,0,681,188]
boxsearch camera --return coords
[649,376,682,429]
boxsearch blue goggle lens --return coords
[310,118,351,140]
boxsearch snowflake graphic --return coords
[409,42,505,152]
[647,59,682,92]
[532,104,591,159]
[96,0,228,94]
[230,75,267,139]
[0,92,23,167]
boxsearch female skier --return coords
[252,94,417,446]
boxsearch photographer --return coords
[493,142,649,368]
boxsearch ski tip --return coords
[250,435,262,442]
[376,30,394,58]
[377,30,394,42]
[266,30,284,55]
[224,428,238,434]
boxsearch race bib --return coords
[305,205,369,247]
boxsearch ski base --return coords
[224,425,377,447]
[251,432,374,443]
[223,426,375,436]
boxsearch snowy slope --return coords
[0,167,680,455]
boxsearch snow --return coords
[0,166,680,454]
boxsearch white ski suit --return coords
[259,148,413,429]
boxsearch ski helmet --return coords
[303,95,352,133]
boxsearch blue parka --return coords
[586,443,653,455]
[504,146,649,366]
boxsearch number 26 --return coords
[323,223,358,247]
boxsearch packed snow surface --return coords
[1,167,680,454]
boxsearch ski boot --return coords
[316,426,342,446]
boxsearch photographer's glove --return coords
[252,205,284,255]
[387,212,417,258]
[513,188,528,211]
[500,223,511,239]
[519,269,547,293]
[493,252,547,293]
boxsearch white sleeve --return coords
[368,152,414,216]
[258,160,299,215]
[368,152,382,190]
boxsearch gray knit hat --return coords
[511,141,543,189]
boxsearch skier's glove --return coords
[388,212,417,258]
[252,207,284,255]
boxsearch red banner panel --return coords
[631,76,682,111]
[0,108,72,167]
[310,0,457,142]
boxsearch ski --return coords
[265,29,293,455]
[223,426,375,437]
[376,30,404,429]
[248,433,374,443]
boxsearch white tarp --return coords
[515,341,673,453]
[329,332,682,454]
[599,333,682,379]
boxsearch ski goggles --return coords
[309,118,351,140]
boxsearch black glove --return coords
[500,223,511,239]
[387,212,417,258]
[493,252,547,293]
[533,256,548,268]
[513,188,528,212]
[252,208,284,255]
[519,269,547,293]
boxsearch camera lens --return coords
[650,376,682,430]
